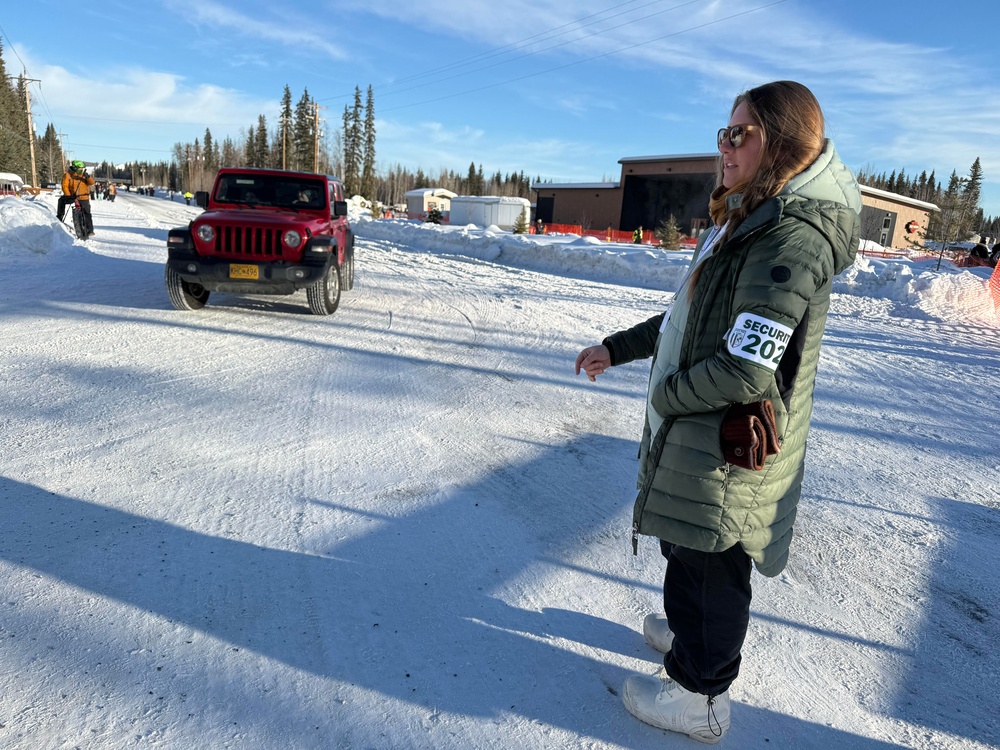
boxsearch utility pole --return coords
[23,78,39,187]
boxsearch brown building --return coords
[533,154,938,248]
[857,185,938,249]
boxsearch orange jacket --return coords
[62,171,95,200]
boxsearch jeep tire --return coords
[307,261,342,315]
[165,266,210,310]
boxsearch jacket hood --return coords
[780,139,862,212]
[727,141,861,275]
[778,140,861,274]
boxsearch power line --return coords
[318,0,699,104]
[51,113,248,127]
[375,0,703,103]
[0,22,29,71]
[379,0,791,114]
[348,0,679,95]
[66,141,174,154]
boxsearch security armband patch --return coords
[725,312,794,370]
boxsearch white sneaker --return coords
[622,672,730,744]
[642,613,675,654]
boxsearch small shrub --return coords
[655,214,682,250]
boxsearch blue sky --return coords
[3,0,999,216]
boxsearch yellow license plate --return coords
[229,263,259,280]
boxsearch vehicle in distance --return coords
[165,168,355,315]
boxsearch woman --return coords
[575,81,860,743]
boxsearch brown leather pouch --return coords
[721,400,781,471]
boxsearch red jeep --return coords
[165,167,355,315]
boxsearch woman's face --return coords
[720,101,763,190]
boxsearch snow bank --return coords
[354,216,998,326]
[354,215,692,292]
[0,197,79,257]
[835,253,997,324]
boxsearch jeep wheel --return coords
[307,262,341,315]
[165,267,210,310]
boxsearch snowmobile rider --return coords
[57,160,96,236]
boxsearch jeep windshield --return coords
[213,174,327,210]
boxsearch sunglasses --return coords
[717,124,758,149]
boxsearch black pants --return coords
[660,539,752,697]
[56,195,73,221]
[57,197,93,234]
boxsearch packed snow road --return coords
[0,194,997,749]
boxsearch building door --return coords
[536,197,554,223]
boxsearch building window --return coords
[882,216,891,229]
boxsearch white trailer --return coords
[450,196,530,231]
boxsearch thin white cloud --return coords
[163,0,349,61]
[23,54,274,127]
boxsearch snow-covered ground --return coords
[1,192,997,749]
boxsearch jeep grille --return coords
[212,226,283,257]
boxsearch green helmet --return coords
[71,160,85,172]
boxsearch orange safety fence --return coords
[583,228,652,244]
[532,225,691,246]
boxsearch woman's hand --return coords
[575,345,611,382]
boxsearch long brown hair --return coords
[708,81,826,238]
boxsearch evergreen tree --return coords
[340,87,362,194]
[464,162,476,194]
[349,86,363,192]
[962,157,983,226]
[255,114,270,168]
[203,128,217,180]
[360,85,377,202]
[655,214,682,250]
[291,88,314,172]
[512,207,529,234]
[0,41,31,180]
[245,124,257,167]
[279,85,293,169]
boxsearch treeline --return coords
[124,83,537,209]
[378,162,537,208]
[0,39,66,184]
[158,84,365,196]
[857,157,998,243]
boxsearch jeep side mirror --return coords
[195,191,209,209]
[333,200,348,217]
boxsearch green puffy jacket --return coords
[605,141,861,577]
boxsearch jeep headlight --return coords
[283,230,303,248]
[196,224,215,243]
